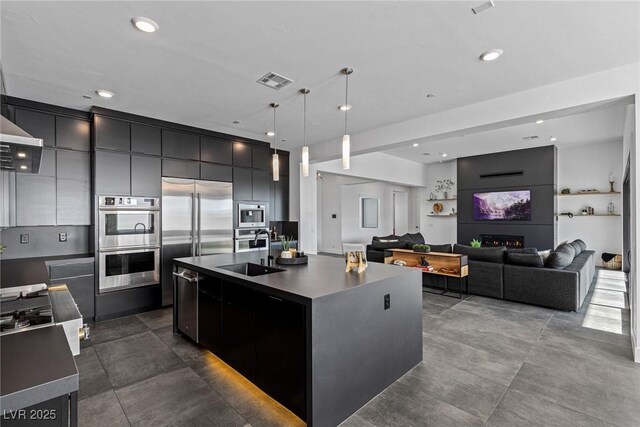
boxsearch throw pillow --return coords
[506,247,539,255]
[402,232,425,245]
[573,239,587,252]
[505,252,544,268]
[569,241,582,256]
[538,249,552,262]
[545,244,575,269]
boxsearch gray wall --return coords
[0,226,89,259]
[457,146,557,249]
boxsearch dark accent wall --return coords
[457,146,557,250]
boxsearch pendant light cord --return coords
[304,91,307,146]
[273,104,277,154]
[344,72,349,135]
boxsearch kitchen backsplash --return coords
[0,225,90,259]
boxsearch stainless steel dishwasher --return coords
[173,267,198,342]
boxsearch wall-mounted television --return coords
[473,190,531,221]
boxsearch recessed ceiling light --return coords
[550,136,558,142]
[479,48,503,61]
[131,17,159,33]
[339,105,352,111]
[17,152,26,158]
[441,153,448,157]
[96,90,114,98]
[535,119,544,124]
[266,131,275,137]
[412,143,419,147]
[232,120,242,124]
[426,94,435,99]
[19,165,27,170]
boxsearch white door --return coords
[393,191,409,235]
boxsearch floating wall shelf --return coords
[427,214,457,218]
[427,198,457,202]
[556,192,621,197]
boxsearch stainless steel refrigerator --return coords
[161,178,233,306]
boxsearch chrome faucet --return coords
[255,229,273,265]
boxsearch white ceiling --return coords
[1,1,638,150]
[383,98,630,164]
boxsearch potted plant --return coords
[470,239,481,248]
[412,244,431,253]
[280,235,294,258]
[434,179,455,200]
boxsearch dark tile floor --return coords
[77,268,638,426]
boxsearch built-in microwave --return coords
[238,203,267,228]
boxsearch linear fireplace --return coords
[481,234,524,248]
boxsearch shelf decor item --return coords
[276,254,309,265]
[433,202,444,214]
[434,179,455,199]
[561,188,571,194]
[345,250,368,273]
[608,202,615,215]
[609,173,616,193]
[470,239,481,248]
[412,244,431,253]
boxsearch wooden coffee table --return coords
[386,249,469,298]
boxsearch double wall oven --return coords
[98,196,160,292]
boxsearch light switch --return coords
[20,234,29,244]
[59,233,68,242]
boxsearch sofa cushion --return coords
[371,240,402,250]
[545,243,575,269]
[372,234,399,243]
[538,249,552,262]
[569,241,582,255]
[401,232,425,245]
[426,243,452,253]
[505,252,544,268]
[573,239,587,252]
[454,244,506,263]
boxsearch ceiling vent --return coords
[257,72,293,90]
[522,135,539,140]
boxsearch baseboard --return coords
[632,330,640,363]
[320,248,343,255]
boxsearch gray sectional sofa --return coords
[368,233,595,311]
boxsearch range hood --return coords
[0,115,43,173]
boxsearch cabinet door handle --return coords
[173,271,198,283]
[268,295,283,302]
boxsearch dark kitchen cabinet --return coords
[14,108,55,147]
[131,123,161,156]
[222,283,255,380]
[94,116,131,152]
[252,146,271,170]
[252,169,271,202]
[95,150,131,195]
[201,163,232,182]
[16,148,57,226]
[273,175,289,221]
[162,159,200,179]
[131,155,161,197]
[198,277,223,354]
[201,137,232,165]
[56,150,91,225]
[255,292,306,420]
[162,130,199,160]
[233,167,252,201]
[56,116,90,151]
[233,142,252,167]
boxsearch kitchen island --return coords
[173,253,422,427]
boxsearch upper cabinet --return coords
[94,151,131,196]
[162,130,199,160]
[94,116,130,151]
[252,146,271,170]
[14,108,55,147]
[131,124,161,156]
[233,142,252,167]
[56,116,90,151]
[16,148,57,226]
[56,150,91,225]
[201,137,232,165]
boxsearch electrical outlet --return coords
[332,213,337,219]
[59,232,67,242]
[20,234,29,244]
[384,294,391,310]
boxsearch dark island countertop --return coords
[0,325,78,412]
[174,252,418,301]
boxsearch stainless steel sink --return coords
[218,262,285,277]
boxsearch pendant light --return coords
[271,102,280,181]
[300,88,310,177]
[341,67,353,170]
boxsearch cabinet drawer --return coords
[49,275,95,320]
[49,261,94,279]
